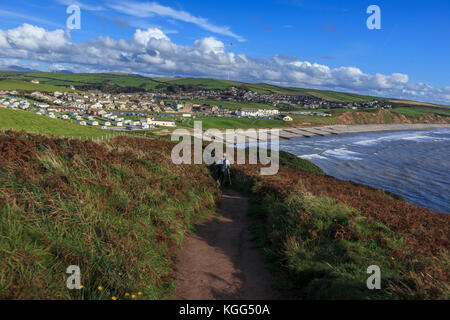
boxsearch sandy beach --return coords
[178,123,450,142]
[276,123,450,139]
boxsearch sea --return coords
[278,128,450,213]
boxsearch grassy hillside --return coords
[389,99,450,109]
[0,79,78,93]
[286,108,450,126]
[0,71,426,104]
[391,106,450,117]
[0,108,112,138]
[0,72,160,91]
[0,126,448,300]
[0,131,219,299]
[156,77,242,90]
[231,152,449,299]
[334,109,450,125]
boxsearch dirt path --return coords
[172,188,277,300]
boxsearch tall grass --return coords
[0,131,220,299]
[247,193,410,299]
[231,152,449,299]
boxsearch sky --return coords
[0,0,449,104]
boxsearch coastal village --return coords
[0,84,393,131]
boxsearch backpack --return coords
[220,160,229,173]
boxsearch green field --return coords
[0,108,113,138]
[0,71,399,103]
[0,72,161,91]
[391,106,450,117]
[179,116,287,130]
[290,115,339,126]
[0,79,79,93]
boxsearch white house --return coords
[100,121,111,126]
[76,120,87,126]
[149,120,176,127]
[35,102,49,108]
[237,108,280,118]
[88,120,99,126]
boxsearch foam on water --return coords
[322,148,363,160]
[280,128,450,213]
[300,153,327,160]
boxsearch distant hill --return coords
[0,65,38,72]
[0,71,161,93]
[0,71,448,107]
[51,70,74,74]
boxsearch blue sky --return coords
[0,0,449,104]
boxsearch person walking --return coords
[216,153,231,186]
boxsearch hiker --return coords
[216,153,231,186]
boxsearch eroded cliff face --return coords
[336,109,449,125]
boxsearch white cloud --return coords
[194,37,225,54]
[107,1,245,42]
[133,28,170,45]
[0,23,449,105]
[0,31,11,49]
[1,23,69,52]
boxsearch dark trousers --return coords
[219,169,229,186]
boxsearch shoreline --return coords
[277,123,450,139]
[177,123,450,142]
